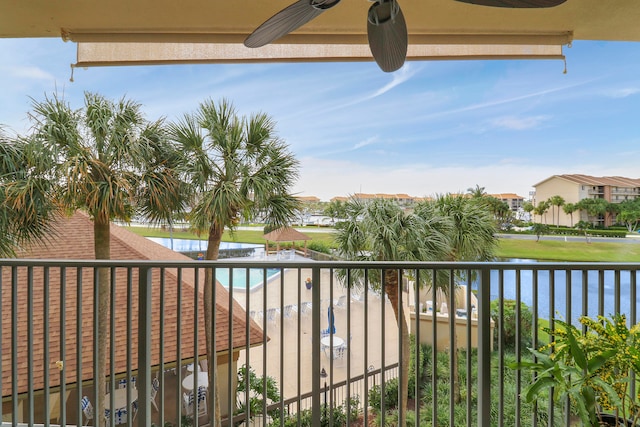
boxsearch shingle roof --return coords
[2,211,264,396]
[535,174,640,188]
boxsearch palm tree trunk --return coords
[204,222,224,426]
[384,269,409,426]
[94,217,111,427]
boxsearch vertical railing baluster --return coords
[0,267,3,422]
[448,269,455,427]
[466,270,472,427]
[58,267,67,425]
[415,269,421,426]
[498,268,504,427]
[11,266,18,423]
[515,269,521,427]
[176,268,183,422]
[126,267,134,426]
[279,266,285,424]
[565,269,572,427]
[363,268,370,426]
[598,269,605,316]
[76,268,83,426]
[296,267,302,425]
[582,269,588,333]
[631,270,638,404]
[477,266,491,427]
[380,268,386,427]
[159,267,166,427]
[548,270,555,426]
[226,268,233,426]
[614,269,621,315]
[194,266,201,427]
[109,267,116,427]
[531,269,538,427]
[311,266,322,427]
[346,268,352,427]
[27,266,34,424]
[245,267,252,426]
[431,268,438,427]
[43,266,50,427]
[137,266,152,427]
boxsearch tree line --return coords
[523,195,640,231]
[1,93,501,426]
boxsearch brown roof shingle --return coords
[2,211,263,396]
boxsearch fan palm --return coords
[27,92,185,421]
[0,128,59,256]
[415,193,498,403]
[334,197,450,423]
[170,98,299,426]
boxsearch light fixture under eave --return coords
[72,40,567,69]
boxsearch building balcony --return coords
[1,259,638,426]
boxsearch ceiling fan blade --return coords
[367,0,408,73]
[454,0,567,8]
[244,0,340,48]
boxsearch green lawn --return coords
[126,226,640,262]
[495,238,640,262]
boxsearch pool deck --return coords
[227,263,402,409]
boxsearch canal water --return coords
[485,259,640,323]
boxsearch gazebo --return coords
[263,227,311,258]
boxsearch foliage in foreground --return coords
[269,397,360,427]
[370,344,560,426]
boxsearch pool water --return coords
[146,237,278,291]
[213,268,281,291]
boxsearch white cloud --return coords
[353,137,378,150]
[604,87,640,98]
[3,65,55,82]
[491,115,550,131]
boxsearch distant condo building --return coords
[533,174,640,227]
[488,193,525,212]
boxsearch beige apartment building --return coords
[533,174,640,227]
[489,193,525,212]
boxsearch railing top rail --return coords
[1,258,639,270]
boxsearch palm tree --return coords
[0,128,59,256]
[466,184,487,198]
[27,92,185,421]
[170,98,300,426]
[562,202,577,227]
[416,193,498,403]
[549,195,565,226]
[522,201,535,223]
[534,200,550,224]
[334,197,450,424]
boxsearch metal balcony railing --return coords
[1,259,639,427]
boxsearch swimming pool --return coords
[147,237,264,254]
[213,267,281,291]
[147,237,278,290]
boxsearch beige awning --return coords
[74,39,567,68]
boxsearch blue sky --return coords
[1,38,640,201]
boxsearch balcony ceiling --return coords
[2,0,639,42]
[2,1,640,66]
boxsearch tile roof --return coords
[2,211,264,396]
[490,193,524,200]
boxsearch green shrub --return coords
[307,240,333,254]
[269,397,359,427]
[369,337,428,412]
[490,299,533,349]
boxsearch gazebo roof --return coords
[263,227,311,242]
